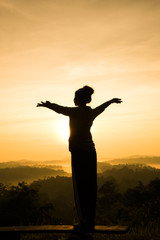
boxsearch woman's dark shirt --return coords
[48,104,105,152]
[68,106,95,151]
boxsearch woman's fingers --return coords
[37,102,45,107]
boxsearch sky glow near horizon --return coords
[0,0,160,162]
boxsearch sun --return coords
[57,117,70,142]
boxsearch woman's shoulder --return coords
[70,106,92,115]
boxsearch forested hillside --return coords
[0,167,69,184]
[0,164,159,233]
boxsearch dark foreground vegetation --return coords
[0,164,159,239]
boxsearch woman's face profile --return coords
[74,97,79,106]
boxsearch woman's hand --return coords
[37,101,51,107]
[111,98,122,104]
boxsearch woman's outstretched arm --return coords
[92,98,122,119]
[37,101,72,116]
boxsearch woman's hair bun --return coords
[74,85,94,105]
[83,86,94,96]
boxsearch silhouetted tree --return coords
[96,179,122,224]
[0,182,58,226]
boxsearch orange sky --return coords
[0,0,160,162]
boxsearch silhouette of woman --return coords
[37,86,122,232]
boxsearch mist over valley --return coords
[0,156,159,185]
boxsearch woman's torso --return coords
[69,106,95,151]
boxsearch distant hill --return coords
[108,156,160,168]
[97,156,160,172]
[0,156,159,184]
[0,167,69,185]
[97,161,113,173]
[0,159,66,170]
[98,164,160,192]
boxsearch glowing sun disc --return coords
[57,118,70,142]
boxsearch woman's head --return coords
[74,86,94,106]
